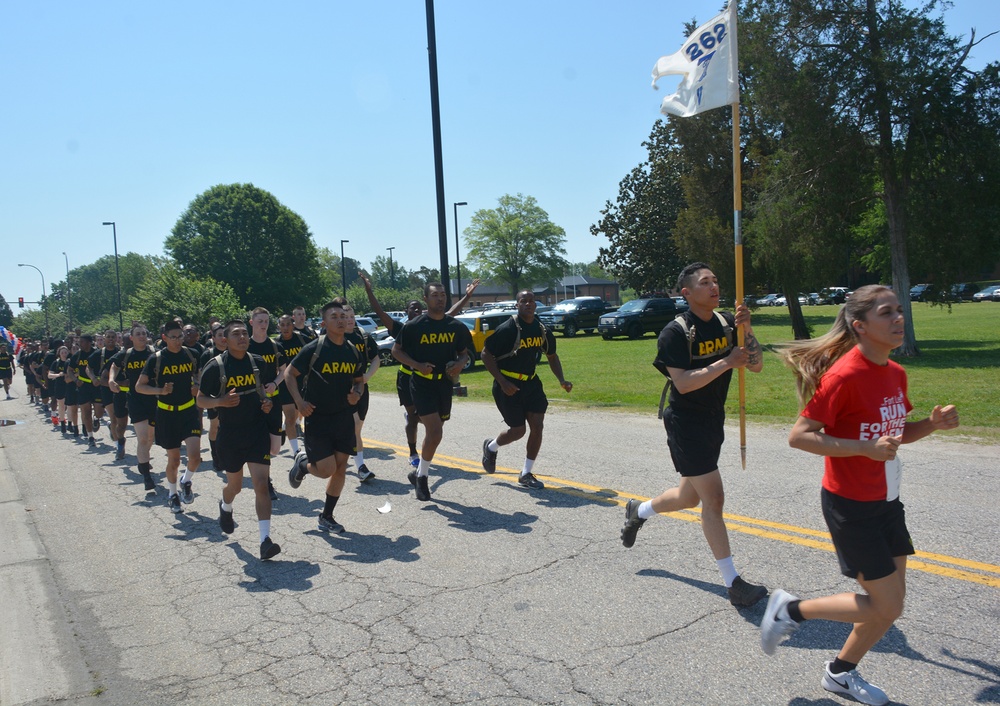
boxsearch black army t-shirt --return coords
[397,314,472,375]
[289,336,367,415]
[483,316,555,379]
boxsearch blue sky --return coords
[3,1,997,313]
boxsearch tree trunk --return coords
[866,0,919,357]
[883,179,919,356]
[784,290,810,340]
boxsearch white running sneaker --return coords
[760,589,800,655]
[822,662,889,706]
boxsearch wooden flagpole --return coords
[732,102,746,469]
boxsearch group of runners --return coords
[6,260,959,705]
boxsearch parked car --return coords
[807,292,821,305]
[993,287,1000,302]
[672,296,690,314]
[354,316,378,336]
[365,311,407,323]
[910,283,934,302]
[598,298,679,339]
[755,293,780,306]
[376,334,396,366]
[947,283,978,302]
[538,296,614,337]
[454,310,518,369]
[973,284,1000,302]
[819,287,849,305]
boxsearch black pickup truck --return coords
[597,297,681,339]
[538,296,614,337]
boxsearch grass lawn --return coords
[367,302,1000,443]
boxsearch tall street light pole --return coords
[18,263,48,336]
[102,221,124,331]
[340,239,350,298]
[386,246,396,289]
[453,201,467,297]
[62,252,72,331]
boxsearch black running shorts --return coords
[821,489,914,581]
[303,410,356,463]
[492,376,548,429]
[409,376,454,421]
[263,396,281,435]
[112,391,128,419]
[350,385,371,422]
[65,384,79,407]
[154,406,202,450]
[663,408,724,477]
[128,393,157,425]
[396,369,414,408]
[216,424,271,473]
[75,383,96,405]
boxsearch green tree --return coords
[128,260,244,331]
[465,193,568,296]
[50,253,156,330]
[367,255,409,290]
[316,247,362,303]
[13,308,67,341]
[592,121,687,294]
[749,0,1000,354]
[165,184,327,313]
[0,295,13,328]
[407,266,441,290]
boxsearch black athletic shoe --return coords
[268,479,278,501]
[168,493,182,513]
[481,439,497,473]
[88,437,96,448]
[218,501,235,534]
[260,537,281,560]
[621,498,647,548]
[518,472,544,490]
[142,471,156,492]
[407,470,418,490]
[416,474,431,502]
[93,417,100,430]
[728,576,768,607]
[288,451,308,489]
[357,464,375,483]
[180,480,194,504]
[115,443,125,461]
[317,515,344,533]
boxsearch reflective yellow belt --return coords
[412,370,444,380]
[78,376,92,383]
[501,370,536,381]
[157,398,196,412]
[118,385,130,392]
[399,366,413,375]
[266,389,279,397]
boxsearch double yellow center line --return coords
[366,440,1000,589]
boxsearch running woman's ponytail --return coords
[777,285,893,406]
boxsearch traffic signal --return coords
[18,297,24,308]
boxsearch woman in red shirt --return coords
[760,285,959,706]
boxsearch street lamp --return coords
[62,252,72,331]
[101,221,124,331]
[17,263,48,336]
[453,201,467,296]
[340,239,350,298]
[386,246,396,289]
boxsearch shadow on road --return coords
[307,530,421,564]
[230,541,321,592]
[426,497,536,535]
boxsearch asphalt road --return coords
[1,373,997,706]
